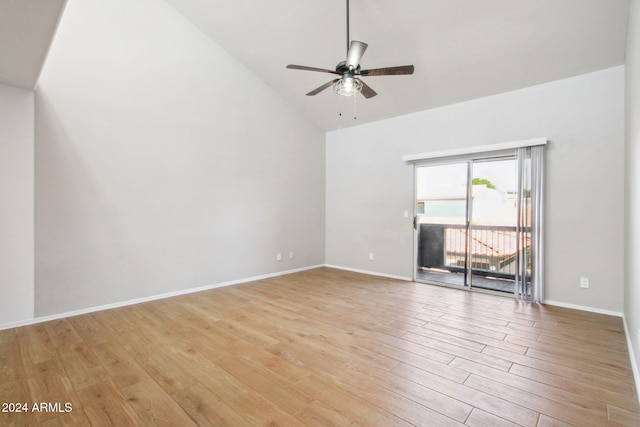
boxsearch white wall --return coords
[624,0,640,387]
[327,66,625,313]
[34,0,325,316]
[0,84,34,324]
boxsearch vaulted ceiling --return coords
[0,0,630,131]
[0,0,66,90]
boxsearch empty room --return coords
[1,0,640,425]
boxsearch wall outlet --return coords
[579,277,589,289]
[276,253,282,262]
[369,252,374,261]
[289,252,294,259]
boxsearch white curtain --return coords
[515,146,545,303]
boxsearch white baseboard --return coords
[543,300,624,317]
[324,264,412,281]
[0,264,324,331]
[623,315,640,405]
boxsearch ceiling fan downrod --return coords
[346,0,350,56]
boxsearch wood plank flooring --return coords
[1,267,639,426]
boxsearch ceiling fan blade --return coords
[346,41,368,69]
[360,80,377,99]
[306,79,339,96]
[359,65,415,76]
[287,65,340,75]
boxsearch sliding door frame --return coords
[412,152,518,298]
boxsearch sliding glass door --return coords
[414,156,521,295]
[415,162,470,288]
[467,158,518,292]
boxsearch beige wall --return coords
[624,0,640,389]
[327,66,625,313]
[34,0,325,316]
[0,84,34,324]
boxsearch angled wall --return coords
[0,84,34,324]
[34,0,325,316]
[624,0,640,390]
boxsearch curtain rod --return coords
[402,137,548,163]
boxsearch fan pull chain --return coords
[337,92,359,121]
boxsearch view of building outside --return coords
[416,159,527,278]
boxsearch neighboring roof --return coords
[445,227,530,259]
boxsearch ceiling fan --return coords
[286,0,414,99]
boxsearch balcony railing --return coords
[417,223,530,280]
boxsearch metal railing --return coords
[418,223,530,279]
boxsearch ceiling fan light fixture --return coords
[333,76,363,96]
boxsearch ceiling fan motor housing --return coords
[335,61,360,76]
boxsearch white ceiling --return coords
[163,0,630,131]
[0,0,66,90]
[0,0,630,131]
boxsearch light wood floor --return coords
[1,267,639,426]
